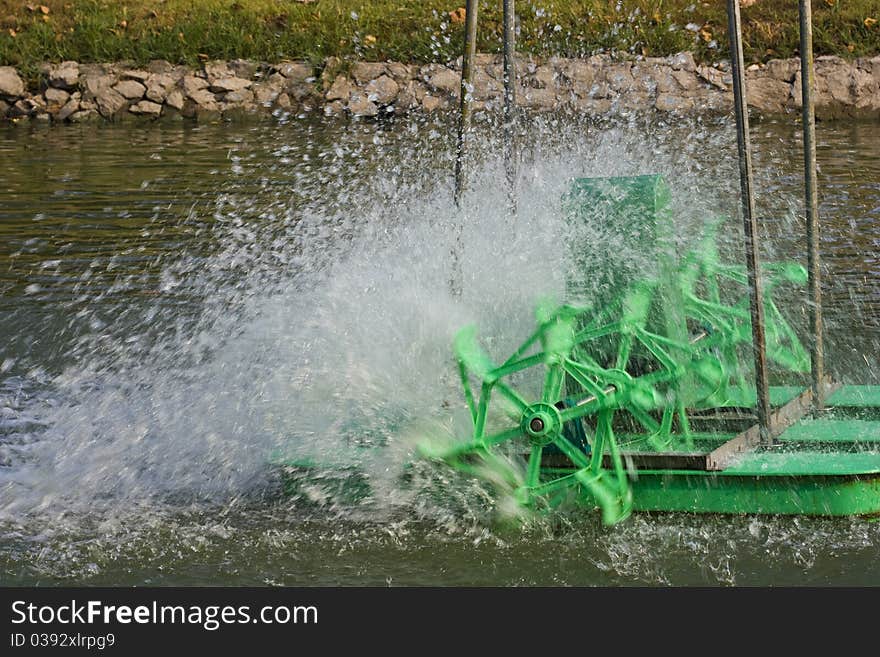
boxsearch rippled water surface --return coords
[1,113,878,586]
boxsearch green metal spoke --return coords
[495,381,530,414]
[491,352,546,379]
[526,444,543,488]
[542,363,564,404]
[551,434,592,469]
[573,321,624,343]
[473,381,493,441]
[459,360,477,421]
[529,472,580,498]
[480,426,526,448]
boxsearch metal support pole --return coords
[726,0,772,444]
[451,0,479,297]
[502,0,517,213]
[799,0,825,411]
[454,0,479,209]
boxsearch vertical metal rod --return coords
[454,0,479,209]
[502,0,517,213]
[799,0,825,411]
[726,0,772,443]
[451,0,479,297]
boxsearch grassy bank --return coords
[1,0,878,73]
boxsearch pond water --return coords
[1,111,878,586]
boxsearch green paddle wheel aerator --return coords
[416,175,880,524]
[275,0,880,525]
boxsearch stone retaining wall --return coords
[1,52,878,123]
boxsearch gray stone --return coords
[697,65,728,91]
[325,75,352,101]
[745,76,791,113]
[586,80,611,99]
[145,74,175,103]
[82,74,116,98]
[276,62,312,82]
[852,69,880,110]
[95,87,128,118]
[0,66,24,98]
[0,99,9,117]
[700,90,733,112]
[56,96,81,121]
[323,99,344,116]
[209,77,252,93]
[574,96,613,114]
[519,86,557,110]
[655,93,694,112]
[471,68,500,101]
[253,82,280,105]
[347,92,379,117]
[319,56,343,90]
[560,60,596,89]
[351,62,387,84]
[532,65,556,89]
[606,63,635,92]
[421,94,444,112]
[668,52,697,73]
[182,76,209,97]
[129,100,163,116]
[365,75,399,105]
[180,99,198,119]
[411,80,427,102]
[812,56,853,106]
[427,68,460,95]
[165,89,185,111]
[869,55,880,79]
[44,87,70,107]
[649,65,680,94]
[386,62,412,81]
[188,89,219,111]
[49,62,79,90]
[473,53,501,67]
[204,61,233,83]
[113,80,146,100]
[79,63,109,79]
[394,80,421,111]
[221,89,255,105]
[121,69,151,82]
[276,93,292,109]
[267,72,286,88]
[229,59,259,80]
[69,109,100,123]
[765,59,799,82]
[29,95,47,111]
[851,68,878,99]
[671,68,699,92]
[619,91,652,111]
[288,81,314,101]
[8,98,37,117]
[147,60,174,75]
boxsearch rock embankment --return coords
[1,52,879,123]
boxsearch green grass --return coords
[1,0,878,75]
